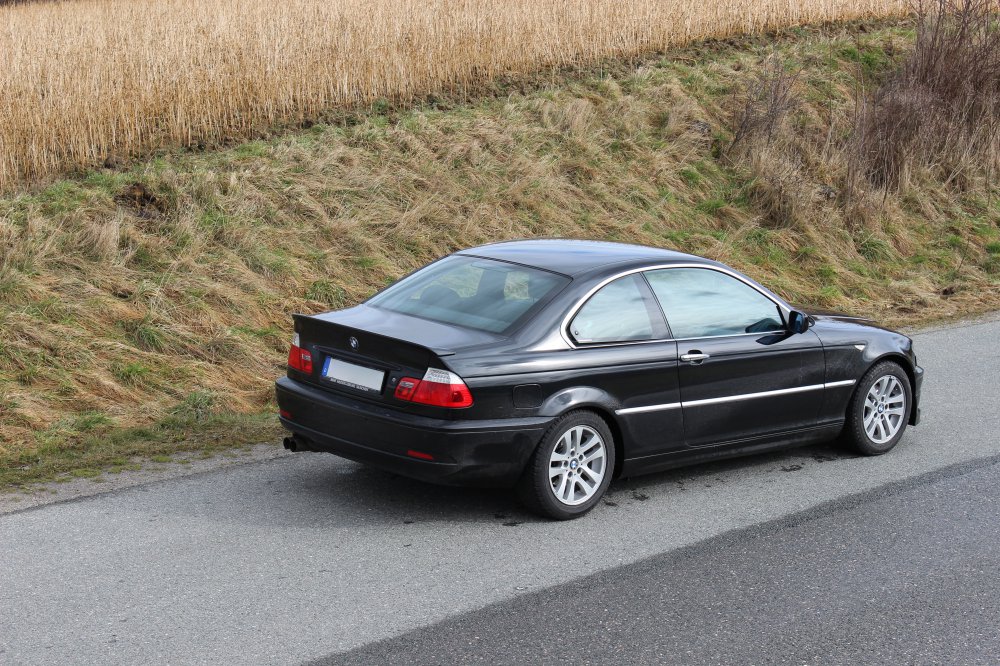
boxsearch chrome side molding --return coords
[615,380,856,416]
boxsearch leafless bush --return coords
[723,57,809,228]
[850,0,1000,190]
[725,56,802,159]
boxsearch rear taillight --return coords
[406,449,435,461]
[394,368,473,408]
[287,333,313,374]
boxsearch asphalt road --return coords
[1,313,998,665]
[327,457,1000,665]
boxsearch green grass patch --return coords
[112,362,151,386]
[856,234,894,262]
[121,316,170,352]
[351,256,379,270]
[305,279,348,307]
[695,198,727,215]
[679,167,702,186]
[0,412,280,491]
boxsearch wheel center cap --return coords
[878,404,885,413]
[569,460,579,469]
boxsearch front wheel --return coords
[842,361,912,455]
[517,411,615,520]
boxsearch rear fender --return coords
[538,386,618,418]
[537,387,626,477]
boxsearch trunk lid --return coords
[290,305,501,408]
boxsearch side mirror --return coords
[788,310,809,334]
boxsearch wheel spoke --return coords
[555,474,569,499]
[563,477,576,502]
[579,465,601,483]
[578,435,599,457]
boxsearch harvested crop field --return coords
[0,0,907,189]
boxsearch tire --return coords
[842,361,912,456]
[517,410,616,520]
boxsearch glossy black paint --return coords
[275,240,923,487]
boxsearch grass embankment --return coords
[2,22,999,489]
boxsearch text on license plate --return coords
[322,358,385,394]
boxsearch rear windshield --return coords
[367,255,569,334]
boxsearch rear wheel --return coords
[842,361,912,455]
[517,411,615,520]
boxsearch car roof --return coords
[457,239,708,277]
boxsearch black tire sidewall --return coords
[519,411,616,520]
[846,361,912,455]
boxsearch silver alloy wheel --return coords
[863,375,906,444]
[548,425,607,506]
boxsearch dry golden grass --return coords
[0,0,909,189]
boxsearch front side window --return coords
[367,255,569,334]
[645,268,784,339]
[569,275,656,344]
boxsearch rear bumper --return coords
[275,377,551,487]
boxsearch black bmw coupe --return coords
[276,240,923,519]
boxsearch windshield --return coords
[367,255,569,334]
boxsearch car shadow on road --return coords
[157,438,862,530]
[606,439,860,500]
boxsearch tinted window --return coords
[645,268,784,338]
[367,255,568,333]
[570,275,655,344]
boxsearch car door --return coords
[644,267,825,448]
[565,273,685,459]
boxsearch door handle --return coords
[680,352,710,363]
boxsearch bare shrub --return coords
[723,57,810,229]
[849,0,1000,190]
[725,56,802,159]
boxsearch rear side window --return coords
[569,275,656,344]
[367,255,569,334]
[645,268,785,338]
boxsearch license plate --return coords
[322,358,385,394]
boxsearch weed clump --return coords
[850,0,1000,191]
